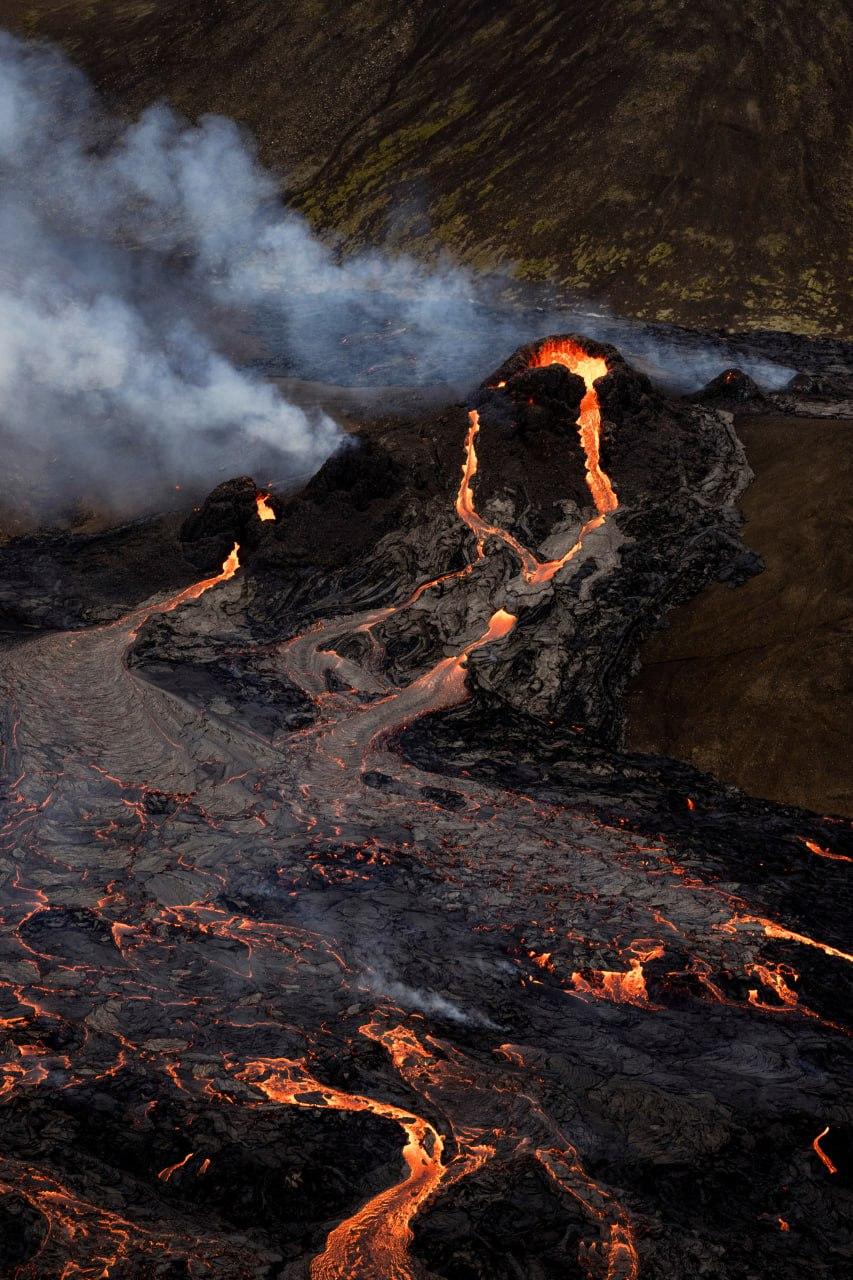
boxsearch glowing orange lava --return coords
[530,338,617,516]
[159,543,240,613]
[746,961,799,1008]
[456,339,617,587]
[570,942,664,1007]
[536,1147,639,1280]
[471,607,517,646]
[812,1125,838,1175]
[367,606,519,728]
[237,1053,446,1280]
[157,1151,195,1182]
[721,914,853,966]
[456,411,540,576]
[800,837,852,864]
[256,493,276,521]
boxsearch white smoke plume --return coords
[0,31,341,518]
[361,969,499,1029]
[0,30,793,520]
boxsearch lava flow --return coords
[812,1126,838,1175]
[159,541,240,612]
[1,333,850,1280]
[459,339,617,587]
[529,339,617,516]
[236,1047,447,1280]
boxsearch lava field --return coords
[0,333,851,1279]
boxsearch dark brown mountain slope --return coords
[4,0,850,333]
[628,413,853,816]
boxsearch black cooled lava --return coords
[0,335,850,1280]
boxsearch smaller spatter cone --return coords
[688,366,771,411]
[179,475,280,572]
[783,370,852,400]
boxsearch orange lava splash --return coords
[256,492,276,521]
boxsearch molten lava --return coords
[5,331,850,1280]
[160,542,240,613]
[456,338,618,588]
[456,411,540,576]
[746,961,799,1008]
[570,942,664,1008]
[812,1125,838,1175]
[237,1052,446,1280]
[536,1147,639,1280]
[530,338,617,516]
[801,837,852,864]
[722,914,853,966]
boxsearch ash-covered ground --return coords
[0,331,850,1280]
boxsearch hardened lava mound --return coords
[0,335,850,1280]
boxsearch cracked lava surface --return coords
[0,335,850,1278]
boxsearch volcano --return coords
[0,332,850,1280]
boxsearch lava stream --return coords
[457,340,616,586]
[800,837,852,864]
[530,338,617,516]
[158,542,240,613]
[536,1148,639,1280]
[812,1125,838,1175]
[722,913,853,966]
[456,411,541,578]
[237,1052,447,1280]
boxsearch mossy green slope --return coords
[5,0,850,331]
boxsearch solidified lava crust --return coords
[0,335,851,1280]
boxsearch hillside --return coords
[4,0,850,333]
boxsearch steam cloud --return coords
[0,31,341,518]
[0,30,793,520]
[361,969,498,1028]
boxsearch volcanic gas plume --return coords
[0,334,850,1280]
[0,28,801,530]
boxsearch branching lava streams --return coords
[1,334,850,1279]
